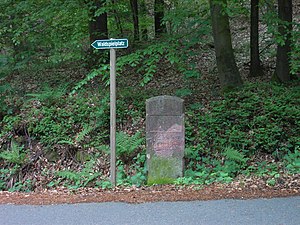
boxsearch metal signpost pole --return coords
[110,48,116,186]
[91,38,128,187]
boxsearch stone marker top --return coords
[146,95,184,116]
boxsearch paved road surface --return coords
[0,196,299,225]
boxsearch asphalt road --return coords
[0,196,299,225]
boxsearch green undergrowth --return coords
[0,83,148,191]
[0,82,299,191]
[181,82,300,186]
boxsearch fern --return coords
[0,140,26,165]
[57,140,74,145]
[75,124,94,143]
[56,160,102,189]
[116,131,143,159]
[223,147,248,164]
[101,132,144,157]
[70,65,109,95]
[26,84,67,106]
[57,170,78,181]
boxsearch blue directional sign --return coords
[91,39,128,49]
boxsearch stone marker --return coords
[146,95,185,185]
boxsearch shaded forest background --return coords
[0,0,299,191]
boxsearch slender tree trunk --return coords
[274,0,292,82]
[88,0,108,42]
[154,0,166,37]
[130,0,139,41]
[250,0,263,77]
[140,0,148,40]
[86,0,108,68]
[209,0,243,89]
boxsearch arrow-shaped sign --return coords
[91,39,128,49]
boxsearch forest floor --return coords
[1,173,299,205]
[0,184,299,205]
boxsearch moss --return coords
[147,177,175,185]
[147,156,183,185]
[44,150,59,162]
[75,151,91,163]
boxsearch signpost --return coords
[91,39,128,49]
[91,39,128,186]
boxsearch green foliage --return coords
[0,0,88,70]
[225,0,249,17]
[117,39,201,86]
[251,161,278,177]
[0,169,9,191]
[0,68,13,119]
[116,86,151,123]
[26,84,68,106]
[0,164,32,191]
[112,153,147,187]
[0,168,11,191]
[0,136,30,191]
[175,88,192,97]
[102,131,144,162]
[116,131,143,160]
[23,91,110,148]
[164,0,210,37]
[52,159,102,189]
[70,65,110,94]
[96,179,113,189]
[0,88,112,171]
[194,83,299,157]
[183,82,300,184]
[0,115,21,143]
[0,139,27,165]
[223,147,248,164]
[0,82,12,119]
[284,149,300,174]
[129,153,147,186]
[117,43,166,86]
[177,157,234,186]
[8,179,32,192]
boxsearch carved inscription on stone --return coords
[146,96,185,184]
[153,124,184,157]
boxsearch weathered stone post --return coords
[146,96,185,185]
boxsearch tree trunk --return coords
[86,0,108,68]
[250,0,263,77]
[130,0,139,41]
[88,0,108,42]
[154,0,166,37]
[274,0,292,82]
[140,0,148,40]
[209,0,243,89]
